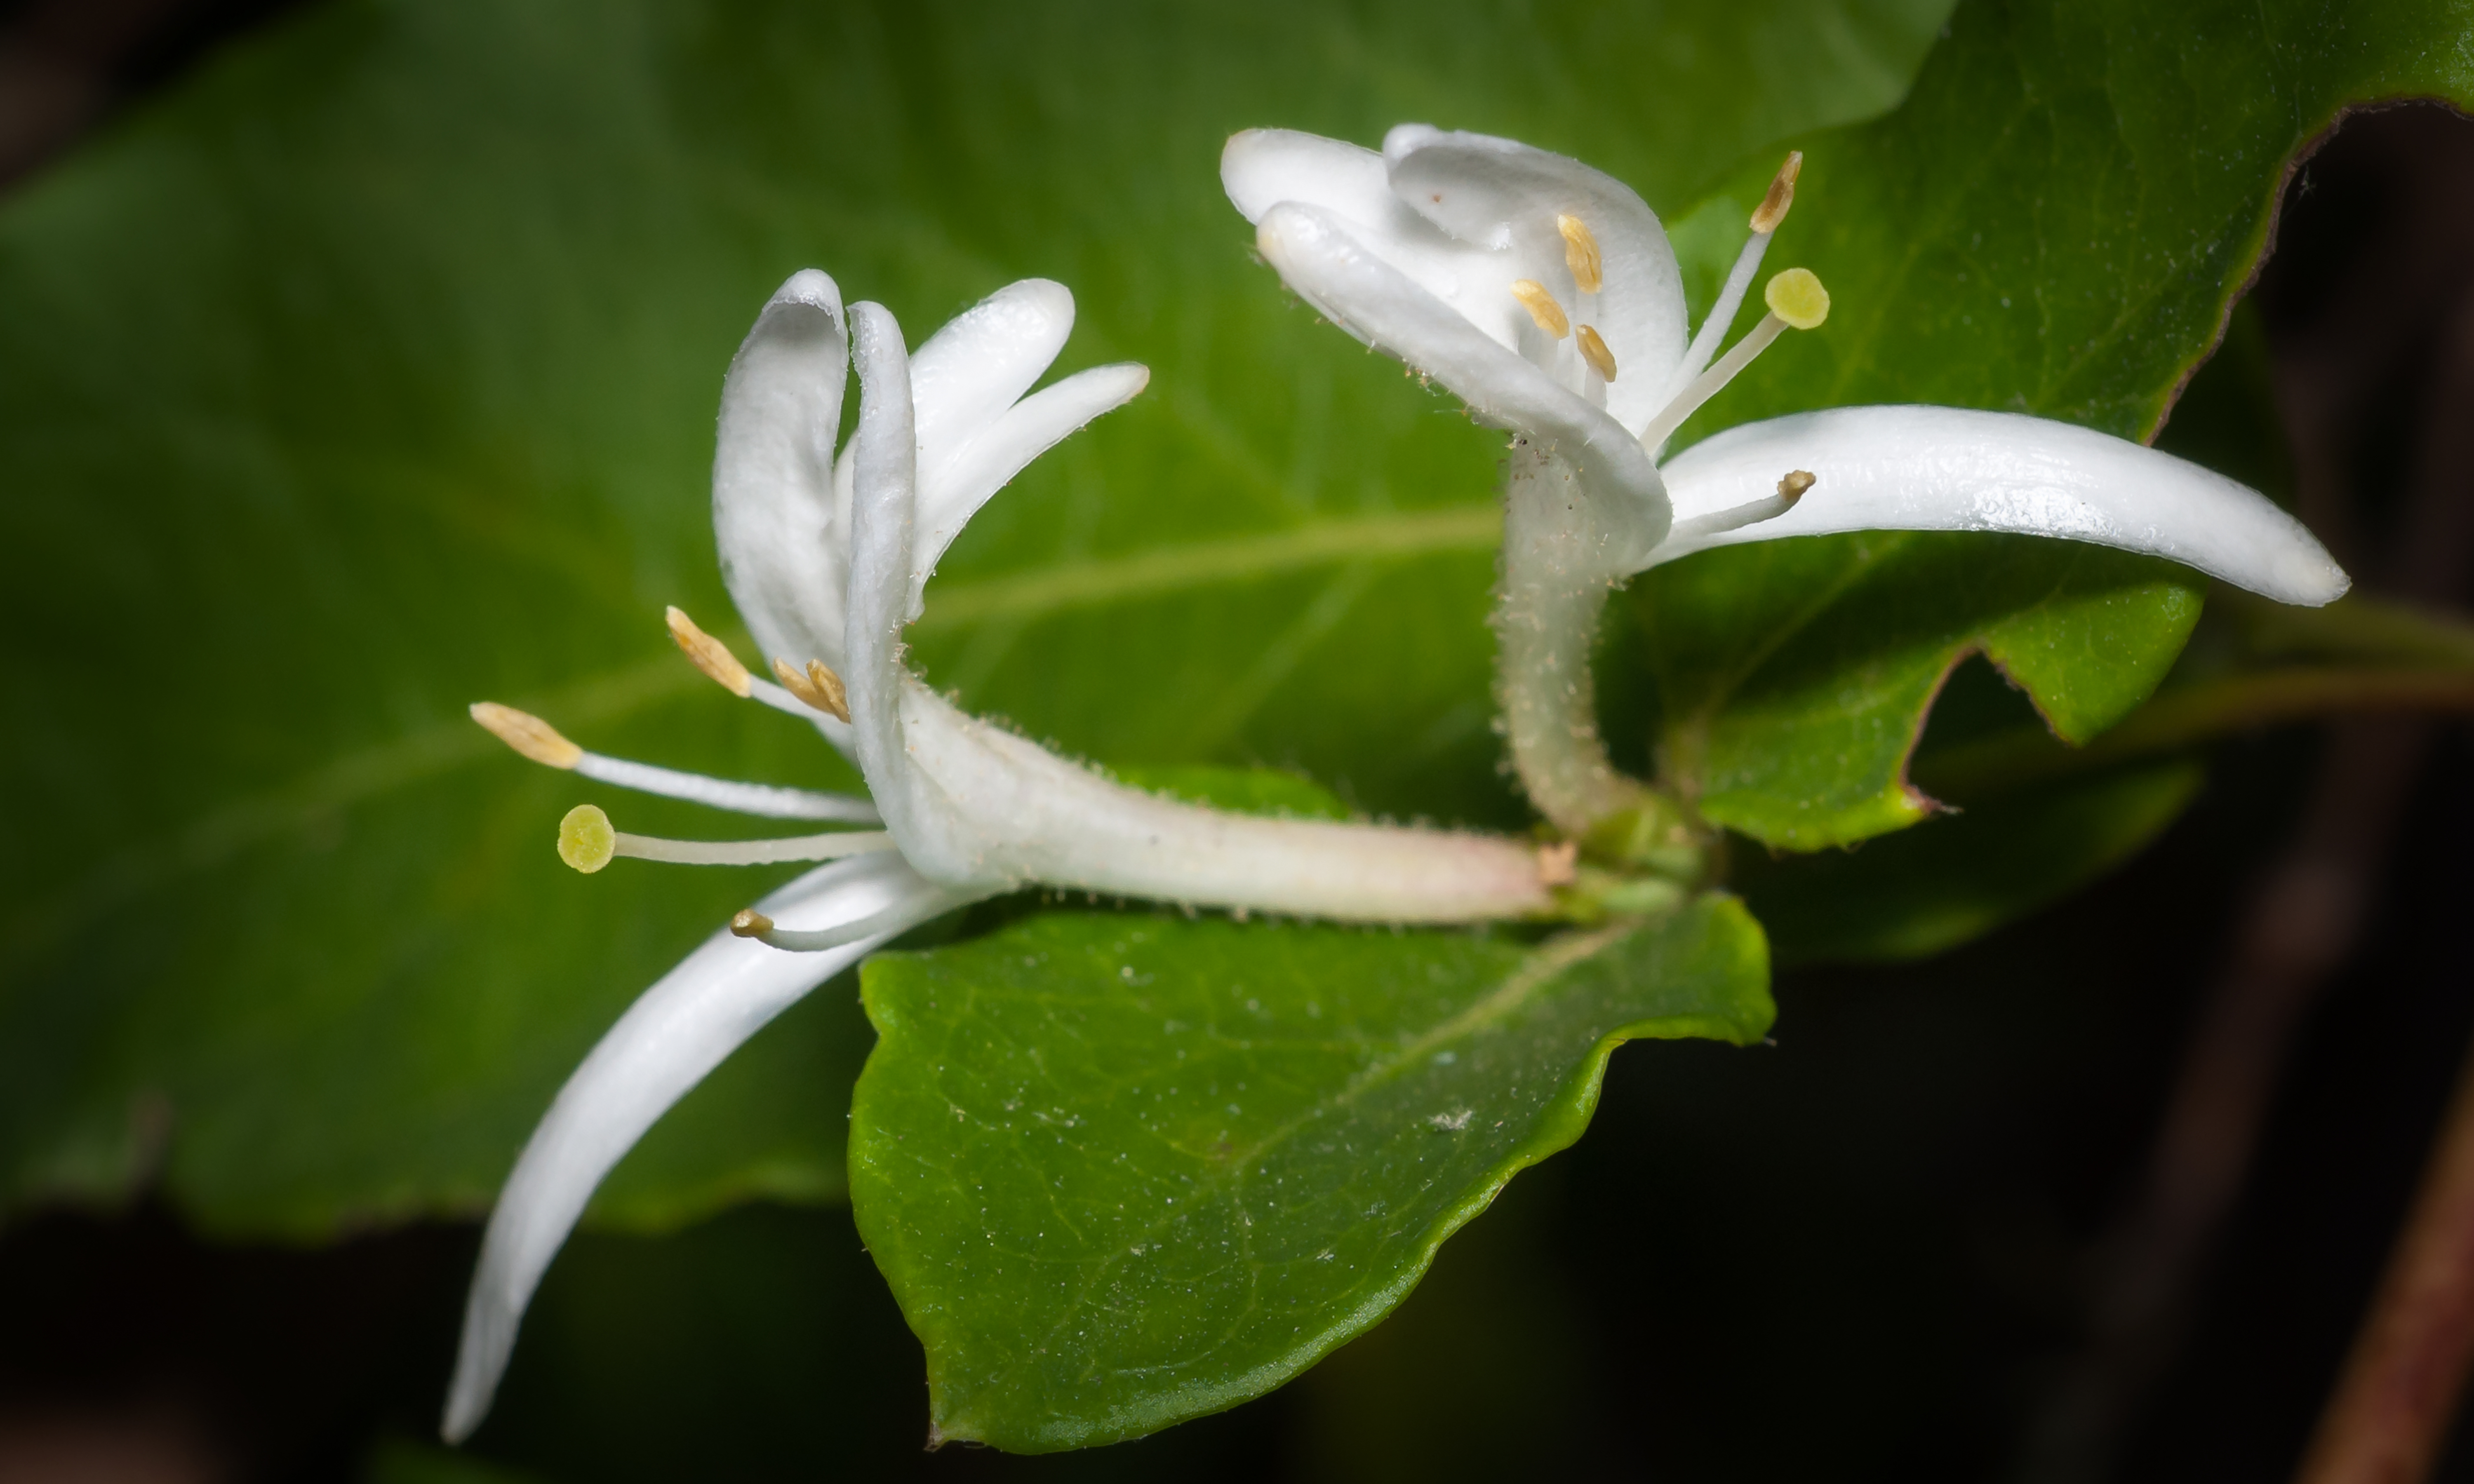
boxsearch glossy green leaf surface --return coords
[1632,0,2474,848]
[0,0,1951,1233]
[848,899,1773,1451]
[1636,534,2201,848]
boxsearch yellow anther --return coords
[558,804,615,874]
[665,606,752,697]
[1556,214,1604,294]
[470,702,583,769]
[1764,268,1830,330]
[1750,151,1804,234]
[1575,324,1618,382]
[1778,470,1817,502]
[1509,279,1571,338]
[1536,841,1580,889]
[771,656,851,723]
[730,909,775,938]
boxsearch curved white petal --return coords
[1222,129,1484,314]
[841,301,951,872]
[438,852,965,1444]
[1648,406,2351,605]
[1382,124,1689,432]
[714,270,851,674]
[1222,128,1397,232]
[1255,201,1669,562]
[911,362,1150,608]
[910,279,1075,494]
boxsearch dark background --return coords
[2,3,2469,1480]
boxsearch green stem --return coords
[1917,667,2474,798]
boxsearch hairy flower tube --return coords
[440,270,1580,1442]
[1223,124,2352,836]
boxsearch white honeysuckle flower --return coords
[444,268,1575,1443]
[1224,123,2350,832]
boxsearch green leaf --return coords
[0,0,1950,1234]
[1636,535,2201,848]
[1625,0,2474,848]
[847,899,1773,1451]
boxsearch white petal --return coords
[1222,128,1395,228]
[438,853,962,1444]
[714,270,851,674]
[912,362,1150,607]
[910,279,1075,489]
[1382,124,1689,431]
[1223,129,1528,357]
[1255,201,1669,563]
[1648,406,2351,605]
[840,302,951,871]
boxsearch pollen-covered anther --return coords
[1749,151,1804,234]
[1576,324,1617,382]
[472,702,583,769]
[1765,267,1829,330]
[1536,840,1580,888]
[665,606,753,697]
[1778,470,1817,502]
[1509,279,1571,338]
[1556,214,1604,294]
[771,656,852,722]
[729,909,774,938]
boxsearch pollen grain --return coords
[1556,214,1604,294]
[470,702,583,769]
[1509,279,1571,338]
[1576,324,1618,382]
[666,606,753,697]
[772,656,852,722]
[1750,151,1804,234]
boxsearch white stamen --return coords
[1639,313,1786,453]
[556,804,898,870]
[1639,270,1830,454]
[611,830,893,866]
[1670,152,1803,397]
[572,754,878,823]
[1665,469,1817,542]
[472,702,874,821]
[1675,231,1775,392]
[730,901,930,953]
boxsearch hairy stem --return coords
[1495,440,1649,835]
